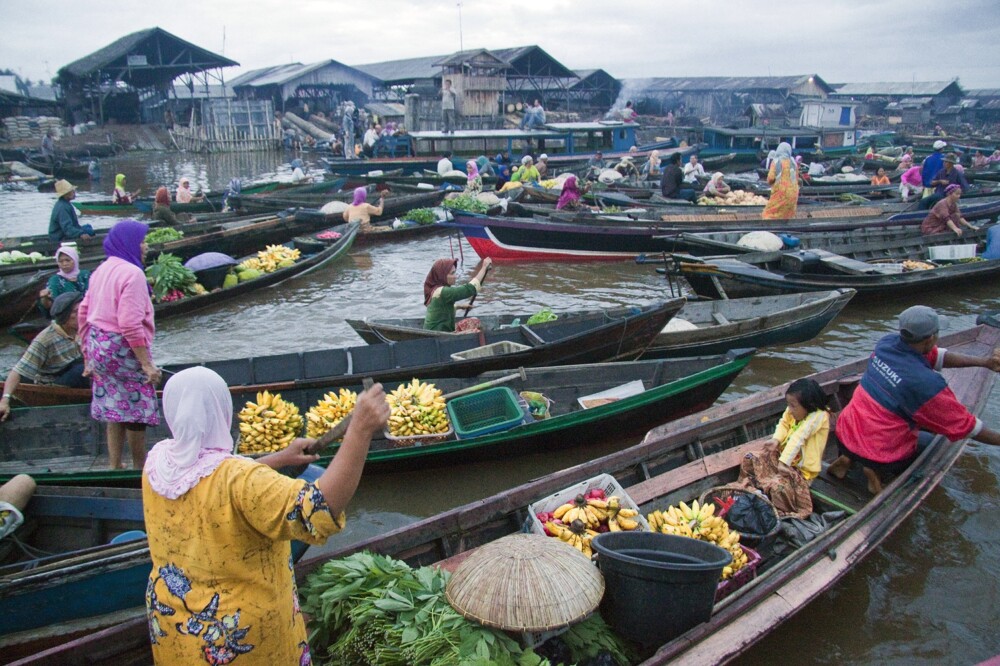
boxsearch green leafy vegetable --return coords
[442,194,490,213]
[145,227,185,245]
[402,208,437,225]
[145,253,197,301]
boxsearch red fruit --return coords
[586,488,607,500]
[597,524,610,533]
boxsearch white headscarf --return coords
[144,367,238,499]
[772,142,795,179]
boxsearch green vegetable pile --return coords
[403,208,438,226]
[0,250,47,265]
[300,551,640,666]
[145,227,184,245]
[144,252,198,301]
[526,309,558,325]
[442,194,490,214]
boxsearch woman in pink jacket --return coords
[78,220,162,469]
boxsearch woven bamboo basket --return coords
[698,486,780,548]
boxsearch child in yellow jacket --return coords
[767,378,830,482]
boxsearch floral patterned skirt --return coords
[86,326,159,426]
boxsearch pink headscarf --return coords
[352,187,367,206]
[466,160,479,182]
[144,367,239,500]
[556,175,581,210]
[55,245,80,280]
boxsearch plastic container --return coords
[577,380,645,409]
[591,531,732,647]
[447,387,528,439]
[714,545,761,603]
[527,473,649,536]
[928,244,976,261]
[450,340,531,361]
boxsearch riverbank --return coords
[4,123,174,154]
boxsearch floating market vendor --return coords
[174,177,204,204]
[702,172,731,198]
[920,184,977,236]
[141,366,389,664]
[48,180,95,242]
[152,187,182,226]
[641,150,661,178]
[38,245,90,315]
[660,152,696,202]
[342,187,385,228]
[870,167,890,186]
[112,173,140,205]
[423,257,492,332]
[511,155,540,184]
[762,142,800,220]
[1,292,89,421]
[828,306,1000,494]
[464,160,483,196]
[556,174,588,210]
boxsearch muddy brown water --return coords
[2,152,999,664]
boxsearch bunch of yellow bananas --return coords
[550,494,642,531]
[545,518,599,557]
[305,388,357,438]
[237,257,262,272]
[237,390,303,454]
[255,244,301,273]
[386,378,450,438]
[606,495,641,531]
[647,500,747,579]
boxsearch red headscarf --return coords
[155,186,170,206]
[423,258,456,305]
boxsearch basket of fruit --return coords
[714,544,761,603]
[235,390,303,455]
[384,379,453,447]
[698,486,780,548]
[528,474,649,558]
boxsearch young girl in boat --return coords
[732,378,830,517]
[422,257,492,332]
[112,173,139,204]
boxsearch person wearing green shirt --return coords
[38,245,90,316]
[422,257,492,332]
[511,155,540,184]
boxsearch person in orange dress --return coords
[762,142,800,219]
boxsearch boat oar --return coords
[461,261,492,318]
[438,366,526,402]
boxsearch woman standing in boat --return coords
[423,257,492,332]
[112,173,140,205]
[341,187,385,229]
[38,246,90,316]
[78,220,161,470]
[762,142,801,220]
[142,366,388,665]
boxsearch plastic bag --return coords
[526,309,558,325]
[772,511,847,557]
[726,493,778,537]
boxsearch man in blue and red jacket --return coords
[829,305,1000,494]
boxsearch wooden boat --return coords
[670,227,999,299]
[234,188,445,217]
[445,199,1000,262]
[0,271,49,329]
[0,350,751,487]
[18,323,997,666]
[24,154,90,180]
[0,299,683,408]
[69,179,300,216]
[7,223,360,342]
[347,289,855,358]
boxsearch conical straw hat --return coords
[445,533,604,632]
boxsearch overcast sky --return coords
[3,0,998,89]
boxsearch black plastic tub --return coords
[591,531,732,647]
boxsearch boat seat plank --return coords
[519,324,545,346]
[712,312,732,326]
[628,440,766,506]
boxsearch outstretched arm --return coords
[943,348,1000,372]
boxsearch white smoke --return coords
[605,78,656,120]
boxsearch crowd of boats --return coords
[2,121,1000,664]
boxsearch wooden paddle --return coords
[461,261,492,318]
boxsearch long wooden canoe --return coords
[0,271,49,328]
[14,323,997,665]
[0,299,684,408]
[0,351,752,487]
[346,289,855,358]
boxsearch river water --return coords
[2,152,999,664]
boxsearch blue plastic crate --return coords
[446,387,528,439]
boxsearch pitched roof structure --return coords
[58,27,237,88]
[832,81,961,97]
[229,60,379,89]
[354,55,444,84]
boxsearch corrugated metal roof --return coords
[171,83,234,99]
[832,81,958,96]
[966,89,1000,98]
[366,101,405,118]
[229,60,378,88]
[59,27,237,79]
[491,46,576,78]
[354,55,444,83]
[433,49,509,68]
[632,75,830,94]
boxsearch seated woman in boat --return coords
[973,151,989,169]
[762,142,801,220]
[920,184,978,237]
[112,173,139,205]
[174,177,204,204]
[1,292,89,421]
[988,150,1000,165]
[899,165,924,202]
[511,155,540,184]
[341,187,385,228]
[141,366,388,664]
[152,187,182,226]
[423,257,492,332]
[615,156,640,180]
[733,378,830,517]
[38,245,90,316]
[556,175,589,210]
[222,178,242,212]
[640,150,661,178]
[702,172,731,198]
[464,160,483,196]
[898,147,914,170]
[870,167,891,186]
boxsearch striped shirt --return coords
[12,324,81,384]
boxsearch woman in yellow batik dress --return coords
[142,366,388,665]
[762,142,800,219]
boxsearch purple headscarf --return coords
[103,219,149,271]
[352,187,367,206]
[55,245,81,280]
